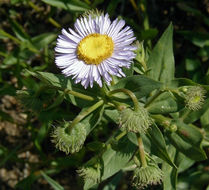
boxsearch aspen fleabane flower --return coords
[55,12,136,88]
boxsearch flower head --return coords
[77,157,102,184]
[184,86,206,110]
[132,163,163,189]
[51,122,86,154]
[55,11,136,88]
[119,107,153,134]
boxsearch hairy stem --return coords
[137,133,147,167]
[64,89,95,101]
[108,88,139,111]
[180,109,191,122]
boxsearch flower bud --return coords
[119,107,153,134]
[135,41,145,64]
[51,122,86,154]
[184,86,206,110]
[168,123,177,132]
[77,158,102,184]
[132,163,163,189]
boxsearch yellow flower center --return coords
[191,96,200,103]
[77,33,114,65]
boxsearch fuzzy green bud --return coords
[184,86,206,111]
[132,163,163,189]
[135,41,145,64]
[51,122,86,154]
[82,9,103,19]
[168,123,177,132]
[77,158,102,184]
[119,107,153,134]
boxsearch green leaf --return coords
[31,33,57,50]
[101,136,136,180]
[107,0,121,16]
[41,171,64,190]
[103,172,123,190]
[27,70,98,108]
[15,173,38,190]
[147,124,176,168]
[9,18,30,41]
[34,122,50,152]
[82,105,105,135]
[174,120,203,146]
[185,58,201,71]
[182,98,209,124]
[44,93,64,111]
[147,23,174,86]
[140,28,158,40]
[162,146,177,190]
[104,109,119,123]
[110,75,162,100]
[175,152,194,173]
[86,141,105,152]
[178,31,209,48]
[0,144,21,167]
[167,132,207,161]
[84,136,137,189]
[200,107,209,127]
[41,0,90,12]
[147,91,183,114]
[170,78,209,90]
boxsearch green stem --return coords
[67,100,104,133]
[129,0,141,23]
[145,90,163,108]
[48,17,61,28]
[0,29,20,44]
[137,133,147,167]
[151,114,171,127]
[180,109,191,121]
[140,0,151,48]
[115,130,127,141]
[64,89,95,101]
[34,84,95,101]
[107,88,139,111]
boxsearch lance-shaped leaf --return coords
[147,23,174,86]
[167,127,207,161]
[147,124,176,168]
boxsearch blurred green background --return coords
[0,0,209,189]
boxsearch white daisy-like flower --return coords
[55,12,136,88]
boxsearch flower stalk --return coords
[64,89,95,101]
[137,133,147,167]
[107,88,139,111]
[67,99,104,134]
